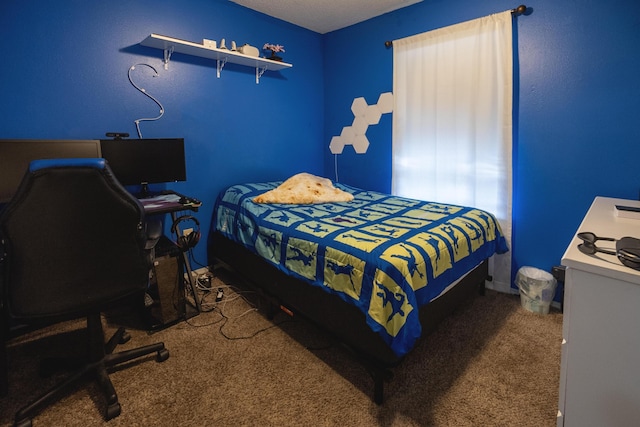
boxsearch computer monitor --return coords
[0,139,102,204]
[99,138,186,197]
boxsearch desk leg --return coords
[171,212,202,313]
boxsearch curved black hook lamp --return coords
[128,63,165,138]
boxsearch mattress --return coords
[213,181,508,357]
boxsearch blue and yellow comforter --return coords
[213,181,508,357]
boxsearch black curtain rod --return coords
[384,4,528,48]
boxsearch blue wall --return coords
[0,0,324,266]
[2,0,640,288]
[323,0,640,289]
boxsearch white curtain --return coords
[392,11,513,293]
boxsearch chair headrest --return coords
[29,158,106,172]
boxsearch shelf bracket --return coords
[162,46,174,70]
[216,57,228,78]
[256,66,267,84]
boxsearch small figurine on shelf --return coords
[263,43,285,61]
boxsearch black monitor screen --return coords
[0,139,101,204]
[99,138,186,188]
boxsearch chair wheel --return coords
[14,418,32,427]
[119,331,131,344]
[105,401,121,420]
[156,348,170,362]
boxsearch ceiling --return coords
[230,0,423,34]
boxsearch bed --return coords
[208,176,508,403]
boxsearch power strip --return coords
[184,266,212,281]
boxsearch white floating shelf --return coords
[140,33,292,83]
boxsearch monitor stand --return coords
[136,183,159,199]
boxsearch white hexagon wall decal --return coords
[329,136,345,154]
[377,92,394,114]
[340,126,356,144]
[352,116,369,135]
[329,92,394,155]
[351,97,368,117]
[352,134,370,154]
[364,105,382,125]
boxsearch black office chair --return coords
[0,158,169,426]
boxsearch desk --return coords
[137,191,202,215]
[138,191,203,314]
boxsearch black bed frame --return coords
[209,231,489,404]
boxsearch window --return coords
[392,11,513,291]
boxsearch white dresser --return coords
[558,197,640,426]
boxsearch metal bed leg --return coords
[368,365,393,405]
[266,303,278,320]
[480,275,491,296]
[374,372,384,405]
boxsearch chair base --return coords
[12,314,169,427]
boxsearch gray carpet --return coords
[1,273,563,426]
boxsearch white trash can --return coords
[515,266,558,315]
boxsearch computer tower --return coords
[146,236,185,329]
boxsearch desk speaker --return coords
[146,237,185,329]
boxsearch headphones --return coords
[171,215,201,251]
[577,232,640,271]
